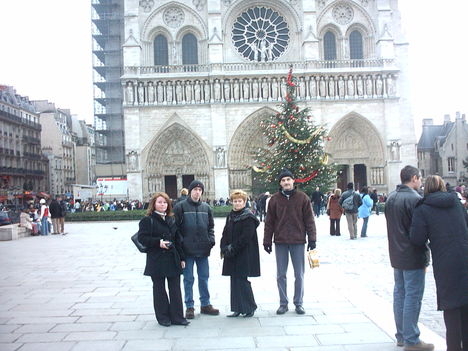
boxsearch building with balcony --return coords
[33,100,76,196]
[122,0,416,200]
[417,113,468,186]
[92,0,126,179]
[0,85,47,201]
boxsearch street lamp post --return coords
[97,183,108,203]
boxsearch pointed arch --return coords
[326,112,385,166]
[143,121,212,197]
[228,107,278,191]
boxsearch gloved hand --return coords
[223,244,235,258]
[307,241,316,251]
[263,244,272,254]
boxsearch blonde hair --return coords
[424,175,446,195]
[180,188,188,196]
[334,188,342,197]
[146,192,173,216]
[230,189,248,202]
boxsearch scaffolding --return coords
[91,0,124,166]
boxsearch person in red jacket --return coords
[263,169,316,315]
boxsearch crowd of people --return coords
[136,167,467,351]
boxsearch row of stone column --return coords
[124,73,397,105]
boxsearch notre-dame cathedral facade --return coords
[122,0,416,201]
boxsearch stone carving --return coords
[163,7,184,28]
[127,150,139,171]
[147,82,155,104]
[298,77,306,99]
[361,0,369,6]
[309,77,317,98]
[338,76,345,98]
[137,82,145,104]
[347,76,355,97]
[204,80,211,102]
[371,167,384,185]
[365,75,373,97]
[194,81,201,103]
[125,82,134,105]
[271,78,278,100]
[172,43,177,64]
[261,78,269,100]
[375,75,383,96]
[252,78,259,101]
[280,77,287,98]
[319,77,327,98]
[332,3,354,25]
[223,80,231,101]
[192,0,205,11]
[386,74,395,96]
[139,0,154,13]
[214,79,221,101]
[242,79,250,100]
[389,141,400,161]
[328,76,335,98]
[175,81,183,103]
[214,147,226,168]
[185,81,193,103]
[156,81,164,103]
[317,0,327,8]
[166,81,173,104]
[222,0,232,6]
[356,76,364,97]
[233,79,240,101]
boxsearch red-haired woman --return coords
[138,192,189,327]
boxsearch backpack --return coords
[342,193,357,212]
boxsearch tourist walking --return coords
[310,187,324,217]
[220,190,260,317]
[410,175,468,351]
[339,182,362,240]
[173,180,219,319]
[327,188,343,236]
[384,165,433,351]
[264,168,316,315]
[358,186,373,238]
[138,192,189,327]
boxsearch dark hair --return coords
[347,182,354,190]
[361,186,368,194]
[146,192,173,216]
[400,165,420,184]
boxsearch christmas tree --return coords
[253,68,337,193]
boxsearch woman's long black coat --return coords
[220,209,260,277]
[410,191,468,310]
[138,213,185,277]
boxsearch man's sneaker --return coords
[185,307,195,319]
[403,341,434,351]
[200,305,219,315]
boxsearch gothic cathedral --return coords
[122,0,415,201]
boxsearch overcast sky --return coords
[1,1,467,136]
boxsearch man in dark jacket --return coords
[384,165,433,351]
[339,182,362,240]
[263,169,316,315]
[310,187,324,217]
[49,196,65,235]
[173,180,219,319]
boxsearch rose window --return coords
[232,6,289,62]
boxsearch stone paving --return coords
[0,214,446,351]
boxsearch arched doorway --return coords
[228,107,276,193]
[326,113,386,191]
[143,123,212,199]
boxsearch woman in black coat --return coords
[138,192,189,327]
[220,190,260,317]
[410,175,468,351]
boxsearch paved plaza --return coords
[0,214,447,351]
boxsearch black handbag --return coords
[131,217,153,253]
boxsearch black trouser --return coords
[443,304,468,351]
[330,218,341,235]
[230,276,257,314]
[151,275,184,324]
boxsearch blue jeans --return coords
[393,268,426,345]
[361,217,369,237]
[41,217,49,235]
[313,203,321,217]
[183,257,210,308]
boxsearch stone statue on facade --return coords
[328,76,335,98]
[356,76,364,97]
[347,76,355,97]
[386,74,395,96]
[203,80,211,102]
[365,75,373,97]
[166,81,173,104]
[319,77,327,98]
[271,78,278,100]
[242,79,250,101]
[261,78,269,100]
[309,77,317,98]
[194,80,201,103]
[175,81,183,103]
[125,81,134,105]
[127,150,139,171]
[147,82,155,104]
[375,75,383,96]
[137,82,145,104]
[338,76,345,98]
[233,79,240,101]
[389,141,400,161]
[280,77,287,98]
[214,79,221,101]
[223,80,231,101]
[156,81,164,103]
[298,76,306,99]
[185,81,193,103]
[252,78,259,101]
[215,147,226,168]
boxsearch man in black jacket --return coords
[385,165,433,351]
[49,196,65,235]
[173,180,219,319]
